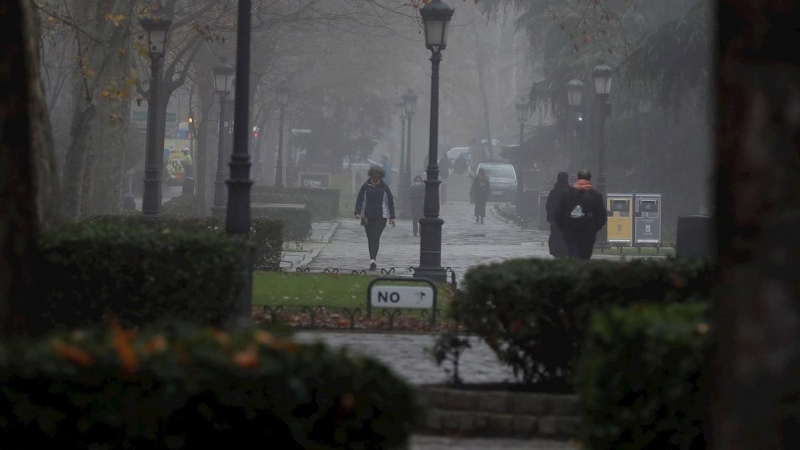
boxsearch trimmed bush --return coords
[453,258,711,388]
[251,206,312,242]
[37,222,246,330]
[84,215,284,270]
[251,186,340,221]
[577,302,709,450]
[0,323,417,449]
[161,194,198,217]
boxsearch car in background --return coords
[476,162,517,201]
[446,147,470,161]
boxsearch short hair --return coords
[557,172,569,183]
[368,165,386,179]
[577,170,592,180]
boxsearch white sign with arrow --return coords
[369,285,434,309]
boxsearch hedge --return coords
[161,195,311,242]
[36,222,246,331]
[251,206,312,242]
[453,258,711,388]
[577,303,709,450]
[251,186,340,221]
[84,214,284,270]
[0,323,417,449]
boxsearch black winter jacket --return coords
[355,180,396,219]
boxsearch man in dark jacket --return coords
[554,170,607,260]
[545,172,571,258]
[355,166,396,270]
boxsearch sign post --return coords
[367,277,438,326]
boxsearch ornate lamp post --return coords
[401,89,418,220]
[395,99,407,215]
[212,63,235,213]
[415,0,454,283]
[567,79,585,176]
[515,100,528,215]
[140,11,172,218]
[592,63,612,248]
[226,0,254,319]
[275,84,290,187]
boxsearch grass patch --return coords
[253,271,454,309]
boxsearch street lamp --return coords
[212,63,235,213]
[275,84,290,187]
[592,63,613,248]
[226,0,254,320]
[140,11,172,218]
[567,79,585,175]
[515,100,528,215]
[415,0,454,283]
[401,89,418,220]
[395,99,407,216]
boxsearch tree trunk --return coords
[194,83,213,216]
[711,1,800,448]
[0,0,53,335]
[473,31,493,160]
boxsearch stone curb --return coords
[414,386,580,439]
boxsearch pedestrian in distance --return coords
[554,169,607,260]
[545,172,571,258]
[470,168,490,224]
[355,166,396,270]
[409,175,426,237]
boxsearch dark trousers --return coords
[364,218,387,260]
[565,233,597,260]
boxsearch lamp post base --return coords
[413,266,448,283]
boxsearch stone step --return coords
[422,409,580,439]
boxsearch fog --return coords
[39,0,711,234]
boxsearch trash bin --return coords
[634,194,662,247]
[606,193,634,246]
[676,214,713,259]
[182,177,195,196]
[123,194,136,211]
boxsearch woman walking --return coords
[545,172,570,258]
[470,168,490,223]
[355,166,396,270]
[409,175,425,237]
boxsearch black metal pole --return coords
[398,114,406,217]
[142,54,163,218]
[596,101,608,247]
[226,0,253,320]
[275,104,285,187]
[212,94,227,213]
[405,111,413,208]
[415,50,446,283]
[569,111,575,176]
[516,119,524,215]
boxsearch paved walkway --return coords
[294,332,515,385]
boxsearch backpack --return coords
[560,188,597,233]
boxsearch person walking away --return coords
[470,168,490,224]
[381,155,394,189]
[545,172,571,258]
[355,166,396,270]
[409,175,425,236]
[554,170,607,260]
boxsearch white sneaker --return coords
[370,259,377,270]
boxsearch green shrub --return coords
[453,258,711,388]
[161,194,199,217]
[37,222,246,330]
[251,206,312,242]
[251,186,340,221]
[578,302,709,450]
[84,215,284,270]
[0,322,417,449]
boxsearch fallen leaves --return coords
[53,341,94,367]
